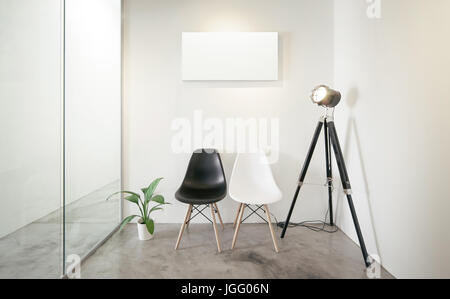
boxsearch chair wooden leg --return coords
[231,204,246,250]
[233,203,243,228]
[213,203,225,230]
[186,205,193,230]
[175,204,192,250]
[210,204,222,252]
[264,205,279,253]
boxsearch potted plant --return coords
[107,178,170,240]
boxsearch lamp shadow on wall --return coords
[334,87,382,262]
[181,33,286,89]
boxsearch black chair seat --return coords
[175,149,227,205]
[175,186,227,205]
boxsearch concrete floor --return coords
[0,182,119,279]
[81,223,394,279]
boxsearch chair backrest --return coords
[182,149,226,190]
[230,151,280,194]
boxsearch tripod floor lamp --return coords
[280,85,371,268]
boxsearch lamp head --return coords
[310,85,341,108]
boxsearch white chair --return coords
[229,151,282,252]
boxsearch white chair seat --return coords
[229,182,282,205]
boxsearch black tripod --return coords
[280,113,371,267]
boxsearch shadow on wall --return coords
[334,87,382,263]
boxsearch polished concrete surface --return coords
[0,182,119,279]
[81,223,394,279]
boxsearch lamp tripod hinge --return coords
[344,189,353,195]
[326,177,333,186]
[321,107,335,122]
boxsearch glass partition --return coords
[0,0,63,278]
[64,0,122,273]
[0,0,122,278]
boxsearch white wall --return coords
[334,0,450,278]
[65,0,122,204]
[123,0,335,224]
[0,0,62,237]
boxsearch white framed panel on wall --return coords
[182,32,278,81]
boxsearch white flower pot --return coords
[137,221,153,241]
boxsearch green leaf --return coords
[145,218,155,235]
[149,207,163,214]
[151,195,165,204]
[107,191,145,219]
[143,178,163,202]
[119,215,139,232]
[146,203,162,218]
[143,194,154,212]
[142,178,164,218]
[125,194,140,205]
[106,191,141,201]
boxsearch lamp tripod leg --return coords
[324,120,334,226]
[281,120,324,238]
[327,121,371,267]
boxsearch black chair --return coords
[174,149,227,252]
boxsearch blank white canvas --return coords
[182,32,278,81]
